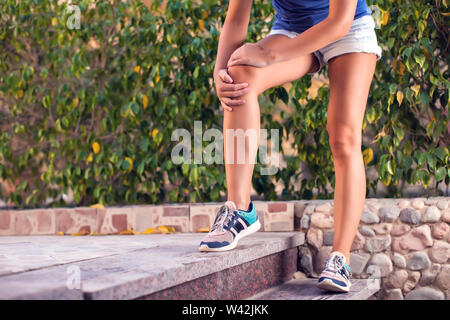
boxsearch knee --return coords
[327,128,361,160]
[227,65,260,95]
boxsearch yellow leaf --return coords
[142,228,162,234]
[382,174,392,186]
[57,231,64,236]
[155,75,160,83]
[382,10,389,26]
[396,91,404,105]
[17,90,23,99]
[134,66,141,73]
[157,226,170,234]
[51,17,58,26]
[142,94,149,110]
[90,203,104,209]
[72,97,79,108]
[92,142,100,154]
[411,85,420,96]
[71,230,89,236]
[119,229,137,235]
[124,157,133,172]
[363,148,374,164]
[152,128,159,139]
[201,10,208,19]
[197,227,210,233]
[87,153,93,163]
[198,19,204,31]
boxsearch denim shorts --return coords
[267,15,382,75]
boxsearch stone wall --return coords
[294,197,449,300]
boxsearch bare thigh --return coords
[228,34,319,96]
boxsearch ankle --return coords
[228,199,251,212]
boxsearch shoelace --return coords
[324,255,352,278]
[210,205,235,232]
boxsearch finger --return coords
[218,70,233,83]
[222,97,246,106]
[222,72,233,84]
[220,82,249,92]
[221,102,233,112]
[220,87,250,98]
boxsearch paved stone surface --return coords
[0,232,305,299]
[247,278,380,300]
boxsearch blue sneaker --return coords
[199,201,261,252]
[317,251,352,293]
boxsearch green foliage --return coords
[0,0,448,208]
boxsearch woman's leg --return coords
[326,52,377,263]
[224,35,319,211]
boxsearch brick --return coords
[163,206,189,217]
[0,210,15,235]
[191,214,210,232]
[133,205,160,232]
[112,214,127,232]
[97,207,134,234]
[157,216,189,232]
[55,208,97,234]
[270,221,291,231]
[14,209,55,235]
[261,202,293,232]
[189,204,221,232]
[268,202,287,212]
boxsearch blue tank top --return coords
[272,0,372,34]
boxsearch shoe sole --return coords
[199,220,261,252]
[317,278,351,293]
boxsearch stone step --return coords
[247,278,380,300]
[0,232,305,300]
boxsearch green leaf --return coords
[433,148,447,161]
[414,52,425,68]
[426,153,436,170]
[385,160,394,175]
[435,167,446,182]
[193,66,199,78]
